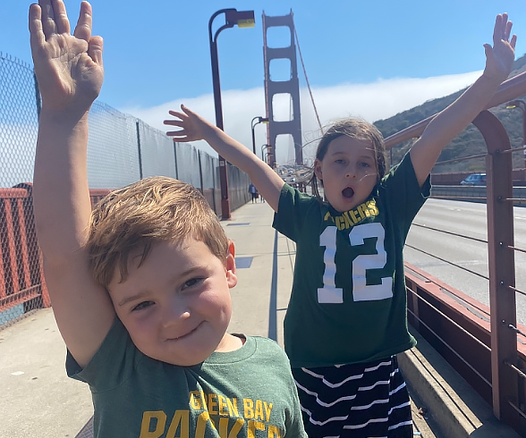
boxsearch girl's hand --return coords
[483,13,517,83]
[29,0,103,113]
[164,104,215,142]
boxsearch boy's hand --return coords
[164,105,216,142]
[29,0,103,113]
[483,13,517,83]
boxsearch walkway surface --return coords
[0,200,520,438]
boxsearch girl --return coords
[165,13,516,437]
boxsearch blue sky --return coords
[2,1,525,163]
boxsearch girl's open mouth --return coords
[342,187,355,199]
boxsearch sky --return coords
[2,0,525,164]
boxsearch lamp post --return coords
[506,99,526,168]
[266,144,274,167]
[209,8,255,219]
[251,116,269,155]
[261,144,270,162]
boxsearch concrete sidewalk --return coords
[0,200,520,437]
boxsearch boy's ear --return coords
[314,159,323,180]
[225,241,237,288]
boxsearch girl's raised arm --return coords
[409,13,516,187]
[165,105,285,212]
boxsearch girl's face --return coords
[314,135,379,213]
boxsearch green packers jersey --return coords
[273,153,430,368]
[67,318,307,438]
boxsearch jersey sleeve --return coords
[66,317,143,392]
[273,183,320,242]
[380,152,430,234]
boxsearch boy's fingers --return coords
[40,0,57,38]
[74,1,92,43]
[51,0,70,35]
[88,36,104,66]
[29,4,46,48]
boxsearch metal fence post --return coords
[136,120,143,180]
[473,110,519,428]
[173,140,179,180]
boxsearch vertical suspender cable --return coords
[292,21,324,135]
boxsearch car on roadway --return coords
[460,173,486,186]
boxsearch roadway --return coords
[404,198,526,326]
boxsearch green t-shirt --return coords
[273,153,430,368]
[67,318,306,438]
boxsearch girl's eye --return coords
[359,161,371,168]
[182,277,205,291]
[132,301,154,312]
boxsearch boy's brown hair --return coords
[309,118,387,200]
[87,177,229,288]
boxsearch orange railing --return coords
[385,70,526,434]
[0,186,110,319]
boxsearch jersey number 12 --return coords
[317,223,393,303]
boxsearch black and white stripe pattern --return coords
[292,356,412,438]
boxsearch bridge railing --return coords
[385,70,526,434]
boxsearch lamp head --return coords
[225,10,255,28]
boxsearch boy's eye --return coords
[132,301,154,312]
[335,159,346,165]
[182,277,205,291]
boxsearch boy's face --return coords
[315,136,378,213]
[108,237,238,366]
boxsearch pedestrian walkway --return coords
[0,200,519,438]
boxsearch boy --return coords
[30,1,306,437]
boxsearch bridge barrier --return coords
[385,70,526,435]
[431,185,526,207]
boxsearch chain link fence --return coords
[0,53,250,328]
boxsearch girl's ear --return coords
[314,159,323,181]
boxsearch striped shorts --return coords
[292,356,412,438]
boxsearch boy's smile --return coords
[315,136,378,213]
[108,237,240,366]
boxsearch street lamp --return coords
[251,116,269,155]
[506,99,526,168]
[261,144,270,162]
[209,8,255,219]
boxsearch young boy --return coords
[29,1,306,437]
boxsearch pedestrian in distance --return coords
[248,182,258,203]
[165,13,516,437]
[29,1,307,437]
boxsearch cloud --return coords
[120,70,482,165]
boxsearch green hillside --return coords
[374,53,526,172]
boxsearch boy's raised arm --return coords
[165,105,285,212]
[31,0,114,368]
[410,13,517,186]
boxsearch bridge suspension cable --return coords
[292,20,324,135]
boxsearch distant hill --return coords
[374,53,526,172]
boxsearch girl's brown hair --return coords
[309,119,387,200]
